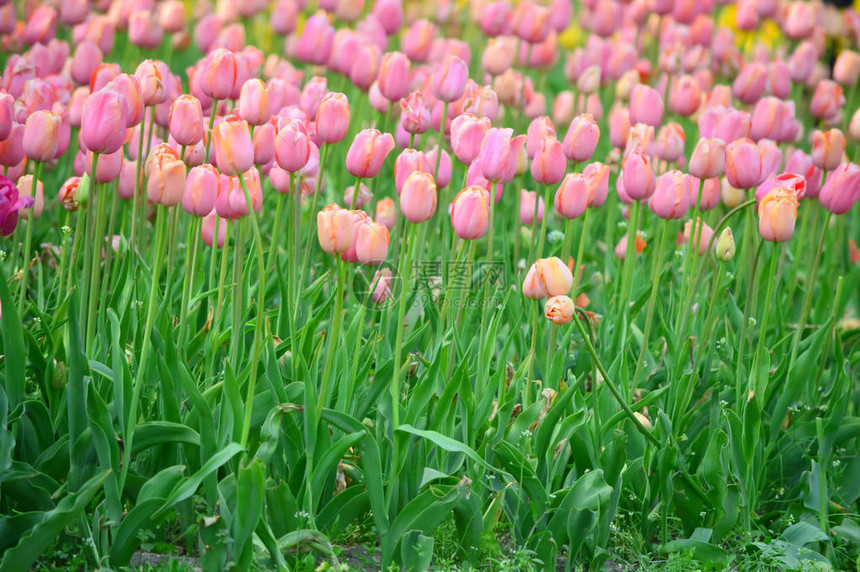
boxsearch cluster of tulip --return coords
[2,0,860,568]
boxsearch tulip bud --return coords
[530,136,565,185]
[399,171,437,223]
[450,113,491,165]
[715,227,735,261]
[81,90,128,154]
[811,129,846,171]
[819,163,860,215]
[544,294,574,324]
[655,123,685,163]
[346,128,395,178]
[682,219,713,255]
[376,196,397,229]
[554,173,589,219]
[520,189,544,225]
[562,113,599,162]
[758,186,798,242]
[834,50,860,87]
[201,212,227,248]
[725,137,763,189]
[451,185,490,240]
[202,49,239,101]
[620,152,656,200]
[146,144,186,207]
[23,110,61,162]
[213,116,254,176]
[238,78,271,126]
[86,148,123,183]
[58,176,81,211]
[378,51,410,103]
[629,84,664,128]
[16,175,44,219]
[274,118,312,173]
[432,54,468,103]
[316,92,350,144]
[169,94,204,147]
[810,80,844,121]
[689,137,726,180]
[522,257,573,298]
[134,59,166,106]
[649,171,691,220]
[400,92,431,136]
[355,220,390,265]
[344,182,372,208]
[479,127,527,183]
[183,164,219,216]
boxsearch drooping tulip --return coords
[522,256,573,299]
[544,295,574,324]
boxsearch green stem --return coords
[86,159,107,355]
[178,216,201,347]
[572,208,590,296]
[787,212,831,373]
[632,218,669,386]
[238,175,269,450]
[318,256,346,417]
[534,184,553,259]
[17,162,39,312]
[130,108,147,250]
[119,205,169,491]
[752,242,780,400]
[230,220,246,367]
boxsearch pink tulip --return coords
[399,171,437,223]
[346,128,396,178]
[520,189,544,224]
[213,116,254,176]
[629,84,664,128]
[811,129,846,171]
[758,186,798,241]
[621,152,656,200]
[689,137,726,180]
[479,127,526,183]
[274,118,312,172]
[725,137,764,189]
[432,54,468,103]
[451,185,490,239]
[378,51,410,103]
[819,163,860,215]
[649,170,691,219]
[316,92,350,144]
[530,136,565,185]
[81,89,127,154]
[562,114,599,162]
[183,164,220,216]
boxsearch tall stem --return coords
[178,216,201,347]
[86,159,107,355]
[632,218,669,386]
[17,162,39,311]
[318,256,346,417]
[572,208,591,296]
[534,184,553,259]
[787,212,831,372]
[238,175,269,449]
[119,205,169,490]
[752,243,780,399]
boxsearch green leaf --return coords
[0,262,26,410]
[232,459,265,569]
[396,424,497,474]
[0,469,109,572]
[132,422,201,455]
[152,442,243,519]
